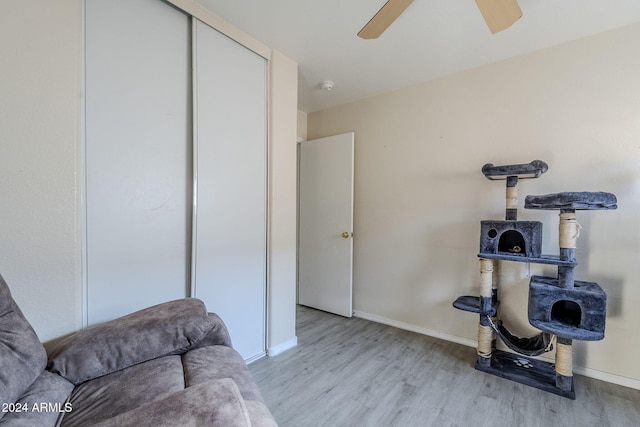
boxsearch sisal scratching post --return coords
[477,258,494,366]
[556,210,579,391]
[555,338,574,391]
[559,211,580,250]
[505,176,518,220]
[558,210,580,289]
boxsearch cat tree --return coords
[453,160,617,399]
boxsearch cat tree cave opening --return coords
[498,230,527,255]
[550,300,582,327]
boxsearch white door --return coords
[191,19,267,362]
[85,0,191,324]
[298,132,355,317]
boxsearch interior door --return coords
[298,132,355,317]
[191,19,267,362]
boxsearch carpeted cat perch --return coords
[453,160,617,399]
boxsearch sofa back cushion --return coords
[47,298,217,385]
[0,274,47,418]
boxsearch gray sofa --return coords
[0,274,277,426]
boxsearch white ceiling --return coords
[197,1,640,113]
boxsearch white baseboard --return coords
[245,352,267,364]
[353,310,640,391]
[267,336,298,357]
[353,310,477,348]
[572,366,640,390]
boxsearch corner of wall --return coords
[267,49,299,354]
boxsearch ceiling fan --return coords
[358,0,522,39]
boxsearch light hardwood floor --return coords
[249,305,640,427]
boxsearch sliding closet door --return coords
[192,20,267,361]
[85,0,191,324]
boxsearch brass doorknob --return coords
[341,232,351,238]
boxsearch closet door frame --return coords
[165,0,272,61]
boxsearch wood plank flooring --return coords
[249,305,640,427]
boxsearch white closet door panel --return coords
[192,20,267,361]
[86,0,191,324]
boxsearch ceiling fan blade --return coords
[358,0,414,39]
[475,0,522,34]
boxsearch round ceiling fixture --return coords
[320,80,335,91]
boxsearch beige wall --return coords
[308,23,640,387]
[1,1,298,354]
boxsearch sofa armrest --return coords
[47,298,229,385]
[90,379,252,427]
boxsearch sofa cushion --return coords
[48,298,215,385]
[244,400,279,427]
[183,346,278,427]
[183,345,264,402]
[0,370,74,427]
[91,379,252,427]
[59,355,185,427]
[0,274,48,421]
